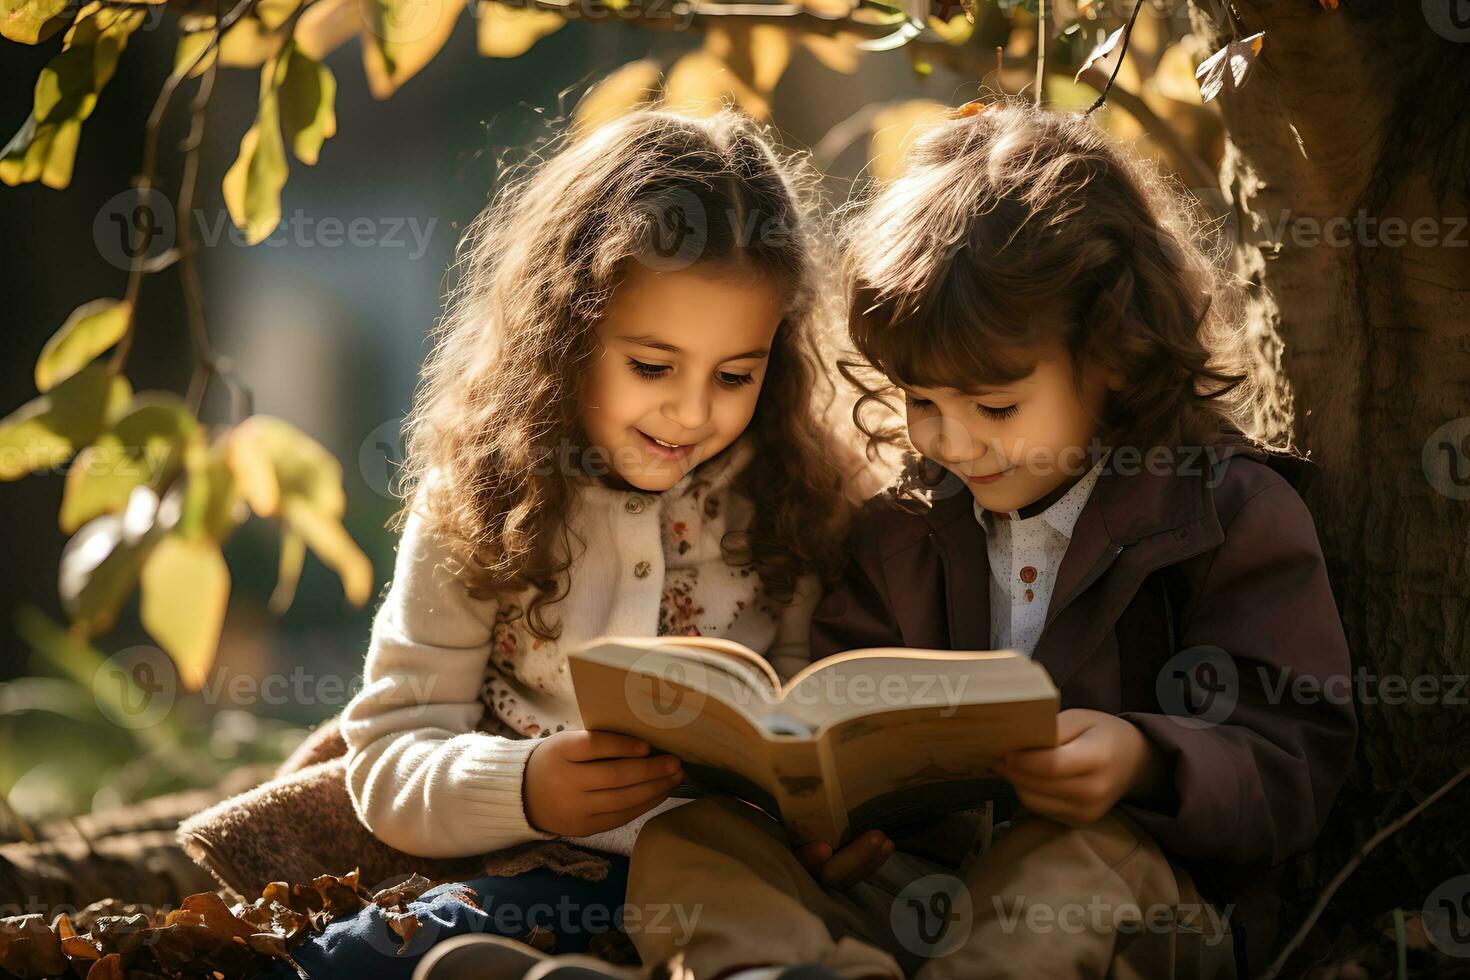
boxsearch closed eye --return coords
[627,357,670,379]
[975,404,1019,421]
[718,371,756,388]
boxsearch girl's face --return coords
[579,261,784,492]
[898,343,1121,513]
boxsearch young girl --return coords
[266,107,876,979]
[624,99,1356,980]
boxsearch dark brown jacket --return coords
[809,447,1357,975]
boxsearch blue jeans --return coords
[256,855,631,979]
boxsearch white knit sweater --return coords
[340,436,821,859]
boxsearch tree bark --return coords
[1188,0,1470,933]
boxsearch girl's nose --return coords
[663,381,712,432]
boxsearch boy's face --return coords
[899,344,1119,512]
[579,261,783,492]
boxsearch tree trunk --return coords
[1189,0,1470,934]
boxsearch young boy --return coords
[622,102,1357,980]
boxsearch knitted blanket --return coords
[177,716,612,899]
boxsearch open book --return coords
[568,636,1058,847]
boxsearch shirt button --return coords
[1019,566,1037,583]
[1025,588,1034,602]
[625,496,647,514]
[634,560,651,578]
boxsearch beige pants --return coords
[626,797,1237,980]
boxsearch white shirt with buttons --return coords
[972,453,1110,658]
[341,435,824,860]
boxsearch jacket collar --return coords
[913,443,1248,687]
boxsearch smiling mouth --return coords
[636,429,699,455]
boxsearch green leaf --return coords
[177,432,244,541]
[0,2,146,189]
[141,532,230,691]
[1,0,73,44]
[59,392,196,533]
[279,46,336,165]
[222,49,292,244]
[0,362,130,481]
[35,298,130,392]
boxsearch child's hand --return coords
[524,730,685,836]
[992,709,1167,827]
[794,830,894,889]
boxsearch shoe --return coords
[411,933,643,980]
[523,955,642,979]
[411,933,546,980]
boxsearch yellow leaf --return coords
[664,50,767,120]
[60,392,195,533]
[295,0,362,60]
[229,414,347,517]
[1,0,72,44]
[0,3,145,189]
[926,13,972,44]
[218,15,285,67]
[255,0,303,30]
[175,15,218,78]
[868,99,947,181]
[800,0,852,16]
[0,362,128,480]
[141,534,230,691]
[573,58,660,135]
[798,32,862,74]
[35,298,129,392]
[282,498,372,605]
[222,53,291,245]
[227,423,281,517]
[360,0,468,99]
[180,435,244,541]
[705,25,790,95]
[279,46,336,165]
[1153,40,1203,105]
[268,527,305,614]
[476,0,562,58]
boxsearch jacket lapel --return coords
[1031,454,1225,689]
[918,477,990,651]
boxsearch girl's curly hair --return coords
[394,107,864,639]
[840,98,1286,500]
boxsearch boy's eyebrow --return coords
[617,334,770,360]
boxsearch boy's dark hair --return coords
[841,99,1285,492]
